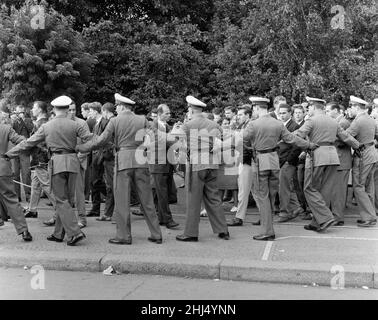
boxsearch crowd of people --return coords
[0,92,377,245]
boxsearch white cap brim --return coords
[305,96,326,104]
[51,95,73,107]
[114,93,135,105]
[248,96,270,104]
[186,95,206,108]
[350,95,368,105]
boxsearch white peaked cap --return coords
[51,95,73,107]
[248,96,270,104]
[373,98,378,105]
[114,93,135,105]
[350,95,368,106]
[305,96,326,104]
[186,95,206,108]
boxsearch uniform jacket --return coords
[77,110,150,171]
[296,113,359,168]
[0,124,25,177]
[148,119,175,174]
[74,116,91,170]
[30,116,49,167]
[6,115,92,175]
[296,119,306,165]
[92,117,114,164]
[12,116,34,155]
[181,113,222,172]
[278,118,301,167]
[243,114,310,171]
[346,112,378,165]
[335,115,352,170]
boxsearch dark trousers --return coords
[13,153,31,200]
[84,156,92,201]
[295,163,308,211]
[90,159,107,212]
[0,176,28,234]
[167,166,177,204]
[152,173,174,224]
[52,172,81,239]
[103,160,115,217]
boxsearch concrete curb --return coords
[0,250,376,288]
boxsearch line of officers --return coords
[0,93,377,245]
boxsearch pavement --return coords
[0,176,377,289]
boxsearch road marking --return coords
[275,235,378,241]
[261,241,274,260]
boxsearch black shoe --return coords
[22,230,33,242]
[96,215,111,222]
[227,218,243,226]
[357,219,377,224]
[67,232,86,246]
[131,209,144,216]
[0,219,4,227]
[357,220,377,227]
[43,218,55,226]
[277,216,291,223]
[253,234,275,241]
[166,221,179,229]
[46,202,53,207]
[86,211,100,217]
[24,210,38,218]
[302,214,312,220]
[176,234,198,242]
[252,220,261,226]
[334,221,344,226]
[78,222,86,229]
[304,224,319,231]
[47,234,63,242]
[318,219,336,231]
[218,232,230,240]
[108,238,132,245]
[148,237,162,244]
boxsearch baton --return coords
[12,180,32,188]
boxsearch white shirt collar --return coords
[284,118,291,126]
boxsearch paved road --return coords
[0,267,376,300]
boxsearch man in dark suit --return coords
[270,96,286,120]
[87,102,108,217]
[277,104,304,222]
[12,105,34,202]
[149,104,179,229]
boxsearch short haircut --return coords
[326,102,340,112]
[34,101,48,114]
[237,104,252,117]
[89,102,102,114]
[279,103,292,113]
[224,106,236,113]
[157,104,169,115]
[212,107,222,115]
[151,108,157,114]
[81,103,90,111]
[274,96,286,106]
[16,105,25,111]
[292,104,305,112]
[102,102,115,114]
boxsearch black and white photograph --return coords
[0,0,377,306]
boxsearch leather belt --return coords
[317,142,334,146]
[256,147,278,154]
[51,150,75,155]
[115,147,133,152]
[359,142,374,151]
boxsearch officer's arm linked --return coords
[5,125,45,159]
[281,125,318,150]
[76,119,114,153]
[341,124,361,150]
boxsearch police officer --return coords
[346,96,378,227]
[243,97,316,241]
[295,97,360,232]
[77,93,162,245]
[0,116,32,241]
[6,96,89,246]
[175,96,229,242]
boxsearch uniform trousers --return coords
[0,176,28,234]
[152,172,174,224]
[236,163,254,220]
[374,168,378,216]
[279,162,302,217]
[75,167,87,224]
[29,167,56,213]
[114,168,161,241]
[304,165,337,227]
[52,172,81,239]
[13,152,31,200]
[90,156,107,213]
[184,168,228,237]
[352,158,377,222]
[253,167,279,236]
[103,159,115,217]
[330,169,350,222]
